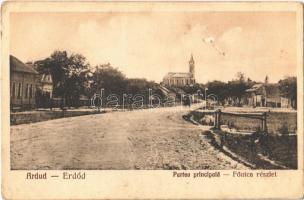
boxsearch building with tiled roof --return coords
[10,55,40,110]
[10,55,39,74]
[245,83,289,108]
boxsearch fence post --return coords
[214,109,221,129]
[214,111,217,128]
[263,112,267,133]
[218,109,221,129]
[214,110,218,129]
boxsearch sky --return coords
[10,12,297,83]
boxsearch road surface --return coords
[11,107,246,170]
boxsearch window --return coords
[33,86,36,97]
[17,83,22,98]
[25,84,29,98]
[29,84,33,98]
[11,82,16,98]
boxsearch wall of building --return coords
[10,72,40,109]
[41,84,53,98]
[164,77,194,87]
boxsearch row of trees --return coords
[34,50,163,107]
[201,72,256,102]
[180,72,297,107]
[33,50,297,108]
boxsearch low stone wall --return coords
[10,110,102,125]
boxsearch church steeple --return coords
[189,54,195,78]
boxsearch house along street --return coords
[11,107,247,170]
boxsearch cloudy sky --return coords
[10,12,296,83]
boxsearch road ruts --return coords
[11,107,247,170]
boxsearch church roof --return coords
[164,72,193,79]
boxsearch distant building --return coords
[162,54,195,87]
[40,73,53,98]
[10,55,40,109]
[245,83,289,108]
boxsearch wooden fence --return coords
[214,109,268,134]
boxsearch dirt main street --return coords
[11,107,247,170]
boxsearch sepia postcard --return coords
[1,1,303,199]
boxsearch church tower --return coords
[189,54,195,78]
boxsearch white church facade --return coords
[162,54,196,87]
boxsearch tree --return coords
[227,79,248,99]
[65,54,90,107]
[278,76,297,108]
[34,51,90,107]
[90,63,127,96]
[205,80,228,102]
[179,83,203,94]
[225,72,250,102]
[89,64,163,107]
[236,72,246,83]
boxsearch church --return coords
[162,54,196,87]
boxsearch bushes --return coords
[210,130,297,169]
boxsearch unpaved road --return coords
[11,107,246,170]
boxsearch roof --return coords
[164,72,193,79]
[245,83,263,92]
[40,74,53,84]
[245,83,281,98]
[10,55,38,74]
